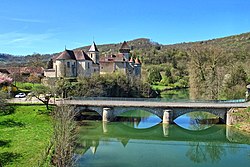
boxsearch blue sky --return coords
[0,0,249,55]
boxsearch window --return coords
[67,62,70,68]
[87,62,90,69]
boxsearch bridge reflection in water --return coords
[75,114,250,167]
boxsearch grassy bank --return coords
[232,107,250,133]
[0,105,53,167]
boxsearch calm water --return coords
[75,110,250,167]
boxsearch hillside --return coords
[165,32,250,52]
[0,32,249,67]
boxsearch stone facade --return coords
[44,42,99,78]
[100,41,141,77]
[44,41,141,79]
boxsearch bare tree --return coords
[52,105,76,167]
[188,45,226,100]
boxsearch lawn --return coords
[15,82,41,93]
[0,105,53,167]
[151,85,168,91]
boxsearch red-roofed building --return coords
[100,41,141,77]
[44,41,141,79]
[44,42,100,78]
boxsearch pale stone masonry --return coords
[44,41,141,78]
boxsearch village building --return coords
[100,41,141,77]
[6,67,44,82]
[44,42,99,78]
[44,41,141,79]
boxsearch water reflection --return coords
[115,110,162,129]
[174,111,220,131]
[75,111,250,167]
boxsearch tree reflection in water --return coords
[187,111,220,130]
[186,142,226,163]
[75,110,250,166]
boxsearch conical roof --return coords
[135,57,141,64]
[129,57,134,63]
[88,42,99,52]
[120,41,130,50]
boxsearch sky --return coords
[0,0,249,56]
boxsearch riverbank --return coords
[0,105,53,167]
[231,107,250,133]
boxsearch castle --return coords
[44,41,141,78]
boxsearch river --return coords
[74,110,250,167]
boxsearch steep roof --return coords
[119,41,130,50]
[56,50,75,60]
[129,57,134,63]
[55,49,92,61]
[6,67,44,74]
[88,42,99,52]
[74,50,92,61]
[0,69,10,74]
[135,57,141,64]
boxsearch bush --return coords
[65,73,156,98]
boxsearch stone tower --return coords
[119,41,130,61]
[134,57,141,77]
[88,42,99,64]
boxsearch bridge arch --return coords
[74,105,230,124]
[171,107,228,123]
[74,106,168,121]
[112,107,164,119]
[74,106,103,117]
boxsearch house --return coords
[0,69,10,75]
[6,67,44,82]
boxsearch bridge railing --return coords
[65,97,246,103]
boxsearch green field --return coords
[0,105,53,167]
[15,82,41,92]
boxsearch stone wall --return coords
[44,69,56,77]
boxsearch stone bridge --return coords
[57,99,249,125]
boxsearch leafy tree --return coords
[221,65,247,99]
[54,79,73,98]
[148,68,162,84]
[28,85,52,110]
[68,73,156,98]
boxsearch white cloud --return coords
[0,32,53,48]
[1,16,45,23]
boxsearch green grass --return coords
[151,85,168,91]
[0,105,53,167]
[15,82,41,92]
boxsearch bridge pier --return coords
[162,124,170,137]
[162,110,173,124]
[102,107,114,122]
[226,108,234,125]
[102,121,108,133]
